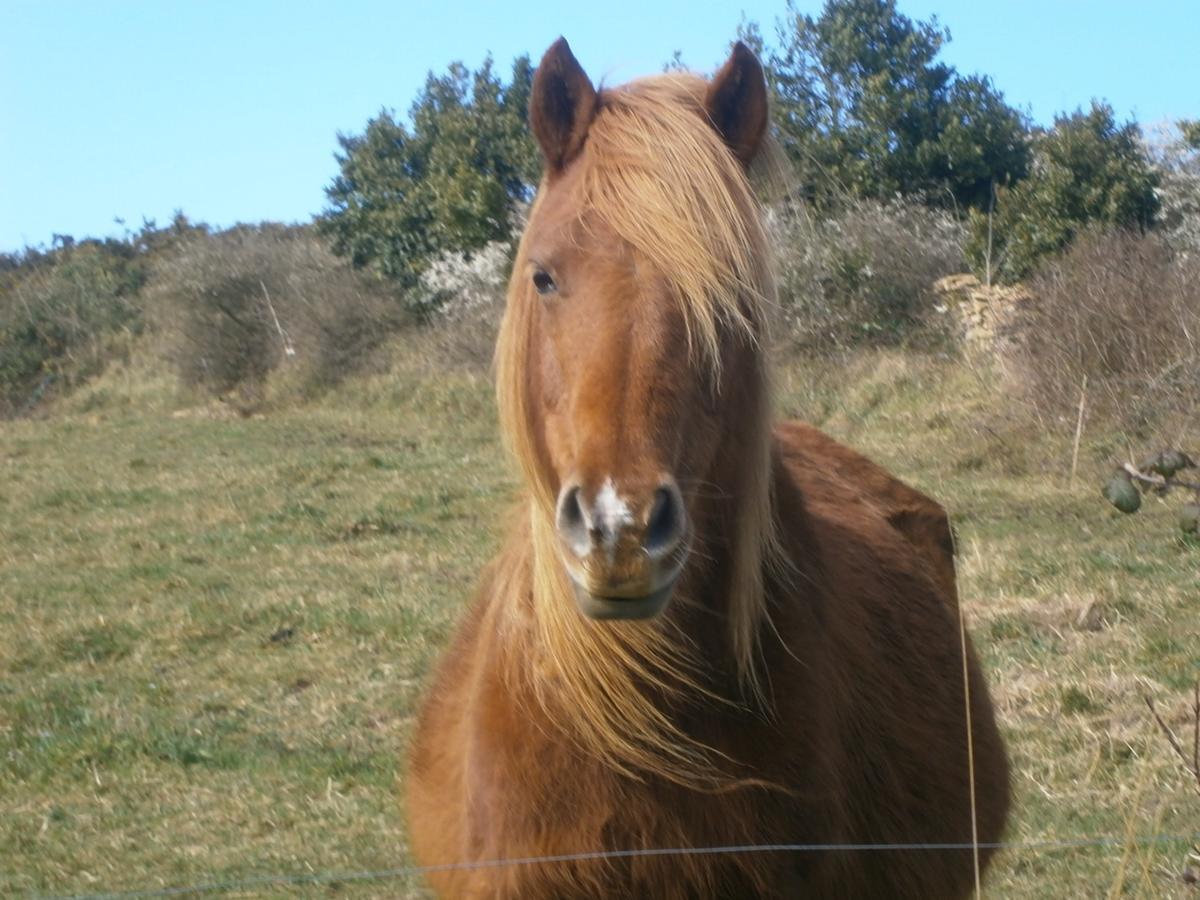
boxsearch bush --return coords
[773,199,967,349]
[1015,230,1199,436]
[0,240,145,416]
[419,240,511,369]
[174,270,277,394]
[147,225,405,400]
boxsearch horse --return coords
[407,38,1010,899]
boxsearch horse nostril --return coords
[556,484,591,557]
[644,483,685,557]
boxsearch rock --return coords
[1180,503,1200,535]
[1102,474,1141,514]
[933,273,1032,355]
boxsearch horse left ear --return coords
[705,42,769,167]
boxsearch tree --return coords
[320,56,537,294]
[759,0,1029,211]
[967,102,1160,281]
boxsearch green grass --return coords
[1,349,1197,898]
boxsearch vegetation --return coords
[1152,120,1200,255]
[1101,449,1200,538]
[0,220,414,416]
[0,235,148,416]
[1012,230,1198,437]
[315,0,1036,298]
[6,0,1182,399]
[772,198,966,347]
[147,225,404,401]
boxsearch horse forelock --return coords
[493,71,783,787]
[583,73,776,368]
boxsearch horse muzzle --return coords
[570,572,681,620]
[555,476,688,620]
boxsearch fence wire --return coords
[38,832,1200,899]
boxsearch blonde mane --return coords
[495,73,783,787]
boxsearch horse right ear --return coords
[530,37,597,173]
[705,42,769,167]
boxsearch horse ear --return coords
[530,37,598,172]
[705,42,769,167]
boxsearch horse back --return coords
[770,420,1010,894]
[773,420,959,603]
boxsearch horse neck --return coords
[683,420,772,665]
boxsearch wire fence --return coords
[37,832,1200,899]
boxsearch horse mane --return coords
[494,72,783,787]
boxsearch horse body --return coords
[408,38,1009,899]
[409,423,1007,899]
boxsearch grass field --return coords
[2,346,1197,898]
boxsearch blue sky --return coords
[3,1,1198,252]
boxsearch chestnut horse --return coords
[408,38,1010,899]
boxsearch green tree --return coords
[967,102,1160,282]
[760,0,1029,211]
[320,55,536,293]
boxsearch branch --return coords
[1193,681,1199,790]
[260,280,296,358]
[1120,462,1200,494]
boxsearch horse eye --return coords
[532,270,557,296]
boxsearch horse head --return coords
[500,38,774,625]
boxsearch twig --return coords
[979,422,1018,460]
[1143,686,1200,798]
[260,280,296,358]
[1193,681,1199,788]
[1070,375,1087,488]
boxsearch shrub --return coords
[174,270,277,394]
[419,240,511,370]
[0,240,145,416]
[147,225,405,399]
[320,55,536,304]
[757,0,1029,212]
[1149,122,1200,257]
[1014,230,1199,436]
[772,198,967,349]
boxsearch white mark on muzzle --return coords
[595,477,634,560]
